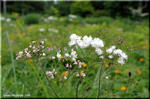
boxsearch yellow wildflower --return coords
[114,69,120,74]
[139,58,144,62]
[26,59,33,63]
[83,63,87,67]
[145,41,148,45]
[80,70,84,73]
[141,46,147,49]
[62,71,68,76]
[121,86,126,91]
[137,69,142,74]
[86,69,89,72]
[60,56,64,59]
[105,64,109,68]
[140,41,145,44]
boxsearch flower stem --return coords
[37,61,59,98]
[97,62,104,98]
[76,79,81,98]
[45,73,59,98]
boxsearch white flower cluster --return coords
[57,49,78,61]
[39,28,59,33]
[48,28,59,33]
[69,34,104,57]
[39,28,45,32]
[0,16,11,22]
[43,16,57,22]
[69,34,128,65]
[68,14,77,19]
[106,45,128,64]
[45,69,57,79]
[16,40,46,60]
[76,70,86,77]
[48,16,57,21]
[69,34,104,48]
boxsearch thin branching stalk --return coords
[97,62,104,98]
[76,79,81,98]
[44,72,59,98]
[37,60,59,98]
[107,74,115,97]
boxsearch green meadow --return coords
[1,14,149,98]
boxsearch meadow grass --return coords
[1,15,149,98]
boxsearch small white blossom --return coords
[117,57,125,65]
[57,52,61,59]
[39,28,45,32]
[106,46,116,54]
[91,38,104,48]
[52,56,55,59]
[105,76,109,79]
[69,14,77,19]
[65,53,70,57]
[108,55,113,59]
[99,56,104,59]
[42,53,46,56]
[6,18,11,22]
[95,48,103,55]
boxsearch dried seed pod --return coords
[128,72,132,77]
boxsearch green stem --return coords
[36,60,59,98]
[30,64,49,98]
[6,32,16,83]
[76,79,81,98]
[97,62,104,98]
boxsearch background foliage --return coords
[1,1,149,18]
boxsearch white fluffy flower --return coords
[113,49,123,55]
[117,57,125,65]
[113,49,128,64]
[52,56,55,59]
[0,17,5,21]
[91,38,104,48]
[57,52,61,59]
[82,35,93,47]
[69,34,81,46]
[106,46,116,54]
[108,55,113,59]
[46,71,54,79]
[77,40,88,48]
[42,53,46,56]
[120,52,128,60]
[69,40,76,46]
[70,34,81,41]
[71,49,77,60]
[105,76,109,79]
[69,14,77,19]
[65,53,70,57]
[99,56,104,59]
[39,28,45,32]
[48,28,58,33]
[95,48,103,55]
[6,18,11,22]
[48,16,57,20]
[46,69,57,79]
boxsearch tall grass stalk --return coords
[76,79,81,98]
[6,32,16,83]
[30,64,49,98]
[97,62,104,98]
